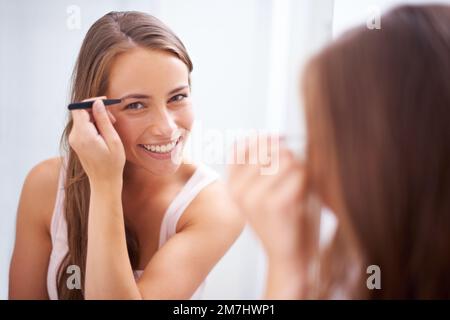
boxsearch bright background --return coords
[1,0,448,299]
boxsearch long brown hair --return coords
[57,11,193,299]
[303,4,450,298]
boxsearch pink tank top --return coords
[46,157,219,299]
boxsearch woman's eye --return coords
[169,94,188,103]
[125,102,145,110]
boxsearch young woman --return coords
[228,4,450,299]
[9,11,243,299]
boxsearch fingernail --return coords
[94,99,105,112]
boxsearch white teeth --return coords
[140,138,179,154]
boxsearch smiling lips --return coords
[138,136,182,154]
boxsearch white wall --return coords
[333,0,450,37]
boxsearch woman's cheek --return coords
[113,121,135,150]
[175,105,194,131]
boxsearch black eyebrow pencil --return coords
[67,99,122,110]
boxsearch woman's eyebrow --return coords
[168,85,189,95]
[119,93,151,101]
[118,85,189,101]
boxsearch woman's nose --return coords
[149,107,177,137]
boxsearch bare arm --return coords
[84,180,244,299]
[227,138,320,300]
[265,257,307,299]
[9,158,60,299]
[84,179,141,299]
[136,181,244,299]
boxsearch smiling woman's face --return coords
[106,47,193,176]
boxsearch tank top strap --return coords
[158,163,220,248]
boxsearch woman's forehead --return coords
[107,47,189,97]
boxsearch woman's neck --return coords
[122,162,175,196]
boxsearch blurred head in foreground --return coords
[303,4,450,298]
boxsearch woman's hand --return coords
[68,96,126,186]
[227,136,321,297]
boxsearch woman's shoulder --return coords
[178,163,198,183]
[176,163,245,237]
[178,162,219,184]
[20,156,63,234]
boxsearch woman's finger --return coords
[80,96,114,124]
[82,96,107,102]
[86,108,116,124]
[228,138,260,198]
[271,167,305,210]
[92,99,121,145]
[244,149,296,205]
[71,109,91,128]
